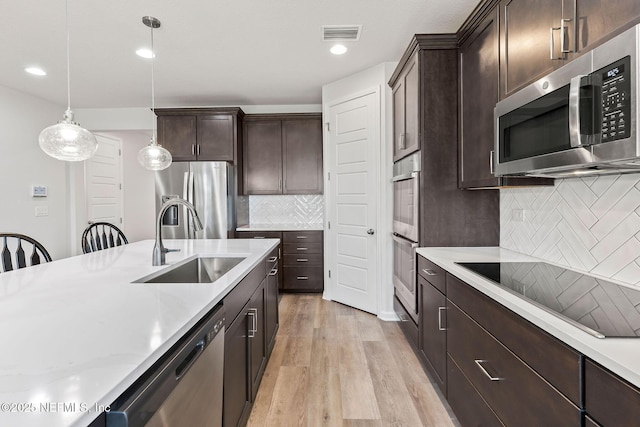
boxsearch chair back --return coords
[0,233,52,273]
[82,222,128,254]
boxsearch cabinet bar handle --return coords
[560,18,572,53]
[197,144,201,156]
[269,268,278,276]
[267,256,277,262]
[399,133,406,150]
[192,144,196,156]
[296,247,308,251]
[549,26,563,60]
[297,276,309,280]
[297,258,308,262]
[253,236,265,239]
[474,360,503,381]
[438,307,446,331]
[422,268,437,276]
[247,311,256,338]
[296,236,308,239]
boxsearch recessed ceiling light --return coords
[136,48,155,59]
[330,44,347,55]
[25,67,46,76]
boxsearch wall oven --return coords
[495,23,640,178]
[392,152,420,322]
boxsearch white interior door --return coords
[326,89,380,314]
[85,134,123,226]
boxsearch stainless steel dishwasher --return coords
[107,305,225,427]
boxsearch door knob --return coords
[367,229,375,235]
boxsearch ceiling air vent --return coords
[322,25,362,41]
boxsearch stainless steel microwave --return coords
[494,24,640,178]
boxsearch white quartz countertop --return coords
[417,247,640,389]
[236,224,324,231]
[0,238,278,427]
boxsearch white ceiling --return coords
[0,0,479,109]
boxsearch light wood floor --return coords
[247,294,458,427]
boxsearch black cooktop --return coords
[456,262,640,338]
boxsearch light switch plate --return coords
[32,185,48,197]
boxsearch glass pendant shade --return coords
[137,138,172,170]
[38,109,98,161]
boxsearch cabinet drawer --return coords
[585,359,640,427]
[447,355,502,427]
[417,255,445,293]
[283,230,323,243]
[283,266,323,291]
[235,231,282,240]
[447,301,580,426]
[447,273,581,405]
[283,253,323,267]
[283,242,322,254]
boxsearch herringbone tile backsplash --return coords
[249,195,324,225]
[501,174,640,289]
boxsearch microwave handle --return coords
[569,74,601,148]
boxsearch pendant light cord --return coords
[150,24,156,143]
[65,0,71,113]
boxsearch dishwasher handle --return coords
[175,339,205,380]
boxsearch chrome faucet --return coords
[153,198,204,266]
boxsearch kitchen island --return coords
[0,238,278,427]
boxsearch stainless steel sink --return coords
[135,256,245,283]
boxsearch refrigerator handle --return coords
[188,172,195,238]
[182,172,190,237]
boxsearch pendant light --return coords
[137,16,172,171]
[38,0,98,162]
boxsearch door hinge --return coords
[328,270,331,278]
[119,148,122,156]
[120,217,123,224]
[328,221,331,229]
[327,172,330,181]
[325,122,330,131]
[119,183,122,190]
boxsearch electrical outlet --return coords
[35,206,49,217]
[512,209,525,222]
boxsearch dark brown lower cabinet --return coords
[447,301,580,426]
[223,253,276,427]
[418,276,446,393]
[282,231,323,292]
[585,359,640,427]
[223,302,251,427]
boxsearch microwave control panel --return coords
[600,56,631,143]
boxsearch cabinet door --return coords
[223,304,251,427]
[419,277,446,392]
[568,0,640,56]
[459,8,500,189]
[265,259,279,355]
[197,115,235,162]
[249,279,266,401]
[499,0,563,98]
[282,119,323,194]
[243,121,282,194]
[585,359,640,427]
[157,115,197,161]
[392,54,420,161]
[392,76,405,161]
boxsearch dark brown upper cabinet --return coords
[499,0,640,99]
[243,114,323,195]
[155,107,244,163]
[392,53,420,162]
[459,1,553,189]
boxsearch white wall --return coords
[0,85,70,260]
[501,174,640,288]
[322,62,397,320]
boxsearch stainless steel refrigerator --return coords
[155,162,237,239]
